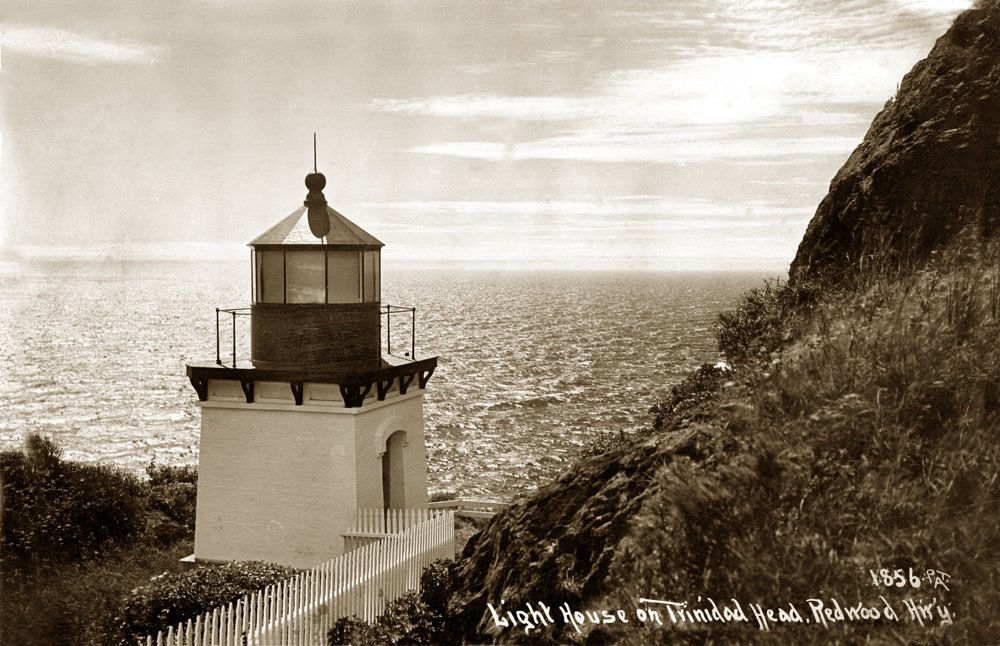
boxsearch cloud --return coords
[375,47,886,163]
[718,0,970,51]
[361,198,809,219]
[368,0,969,165]
[894,0,973,15]
[371,47,885,128]
[366,195,810,270]
[409,131,859,164]
[0,24,163,65]
[371,45,921,165]
[370,96,592,121]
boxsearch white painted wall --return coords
[194,384,429,569]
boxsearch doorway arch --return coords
[381,430,407,509]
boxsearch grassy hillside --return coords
[610,237,1000,644]
[446,234,1000,645]
[447,3,1000,641]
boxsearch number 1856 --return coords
[869,567,920,588]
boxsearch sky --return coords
[0,0,973,271]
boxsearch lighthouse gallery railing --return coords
[213,304,418,368]
[215,307,251,368]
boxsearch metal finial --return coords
[305,134,330,239]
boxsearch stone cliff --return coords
[791,2,1000,280]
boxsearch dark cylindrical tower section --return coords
[250,302,381,371]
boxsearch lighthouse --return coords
[185,168,436,569]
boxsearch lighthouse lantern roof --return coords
[249,205,383,249]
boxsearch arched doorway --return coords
[381,430,406,509]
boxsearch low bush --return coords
[328,559,456,646]
[329,593,436,646]
[577,427,631,458]
[427,490,458,503]
[114,560,296,645]
[0,435,147,576]
[0,541,192,646]
[715,277,819,361]
[578,363,730,460]
[649,362,730,433]
[145,460,197,487]
[143,461,198,544]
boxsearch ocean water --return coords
[0,261,767,499]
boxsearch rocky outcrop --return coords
[448,425,713,643]
[790,2,1000,280]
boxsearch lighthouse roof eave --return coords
[248,206,384,250]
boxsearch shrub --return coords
[145,461,197,487]
[415,559,456,639]
[0,436,201,645]
[143,462,198,545]
[0,541,192,646]
[716,278,818,360]
[577,428,631,458]
[578,363,730,460]
[649,363,730,433]
[427,490,458,503]
[328,559,456,646]
[329,592,436,646]
[1,435,147,576]
[114,560,296,645]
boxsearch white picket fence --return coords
[341,508,442,552]
[145,509,454,646]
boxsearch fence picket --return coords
[144,510,453,646]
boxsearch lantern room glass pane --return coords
[327,251,361,303]
[257,250,284,303]
[285,251,326,303]
[363,251,379,303]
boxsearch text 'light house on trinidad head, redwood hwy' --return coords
[184,164,437,569]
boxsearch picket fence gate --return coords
[145,509,454,646]
[341,507,442,552]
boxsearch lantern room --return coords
[247,171,384,372]
[251,247,380,305]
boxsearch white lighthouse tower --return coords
[185,168,435,569]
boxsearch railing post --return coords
[386,304,392,356]
[216,308,222,365]
[232,310,237,368]
[411,307,416,359]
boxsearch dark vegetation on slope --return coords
[444,223,1000,646]
[444,3,1000,644]
[0,439,304,646]
[0,436,198,645]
